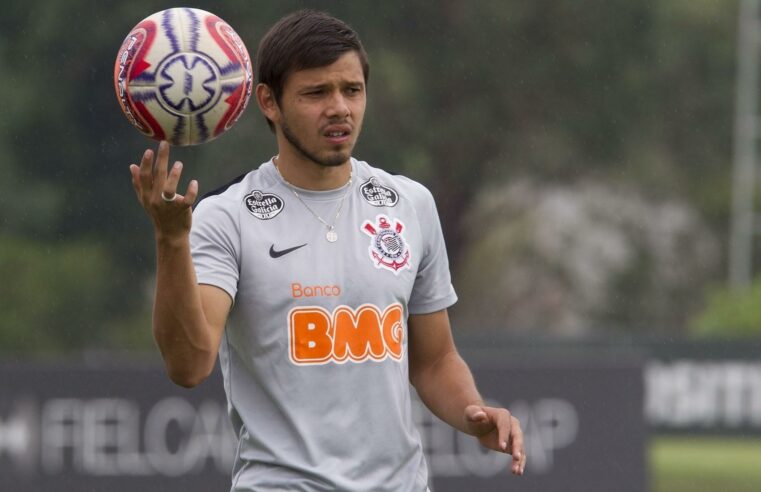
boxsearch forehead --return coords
[285,51,365,89]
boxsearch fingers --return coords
[467,405,526,476]
[137,148,155,200]
[129,164,141,199]
[493,409,511,452]
[134,140,170,200]
[131,141,198,206]
[509,416,526,475]
[163,161,183,199]
[495,411,526,475]
[154,140,170,183]
[184,179,199,206]
[160,163,200,208]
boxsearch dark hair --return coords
[257,9,370,130]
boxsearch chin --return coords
[319,151,351,167]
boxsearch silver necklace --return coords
[274,158,353,242]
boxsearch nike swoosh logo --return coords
[269,243,308,258]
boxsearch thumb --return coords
[464,404,489,427]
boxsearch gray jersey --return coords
[190,158,457,491]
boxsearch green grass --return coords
[651,436,761,492]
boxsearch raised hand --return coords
[129,140,199,239]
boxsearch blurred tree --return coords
[0,0,748,350]
[0,235,121,350]
[451,179,719,336]
[691,279,761,337]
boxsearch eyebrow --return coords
[298,80,365,91]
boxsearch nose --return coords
[326,91,350,119]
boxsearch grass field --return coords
[651,436,761,492]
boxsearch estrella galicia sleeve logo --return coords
[244,190,284,220]
[362,215,411,274]
[360,177,399,207]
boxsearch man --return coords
[129,9,525,491]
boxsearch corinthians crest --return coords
[362,215,411,274]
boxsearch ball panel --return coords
[132,100,167,142]
[215,81,249,137]
[154,52,222,115]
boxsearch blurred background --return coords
[2,0,761,491]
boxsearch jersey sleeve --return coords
[408,187,458,314]
[190,197,240,303]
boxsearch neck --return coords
[273,152,351,191]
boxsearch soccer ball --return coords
[114,8,253,146]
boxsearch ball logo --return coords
[362,215,411,274]
[114,28,153,135]
[244,191,284,220]
[360,177,399,207]
[157,54,219,113]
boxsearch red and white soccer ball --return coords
[114,8,253,146]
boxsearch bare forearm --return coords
[411,350,484,434]
[153,235,215,386]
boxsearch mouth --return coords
[323,125,352,144]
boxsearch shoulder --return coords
[194,160,279,215]
[352,158,436,208]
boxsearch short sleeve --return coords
[190,197,240,303]
[408,188,458,315]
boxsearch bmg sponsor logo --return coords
[288,303,404,365]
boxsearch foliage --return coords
[651,436,761,492]
[452,180,719,335]
[691,278,761,337]
[0,0,749,350]
[0,235,152,351]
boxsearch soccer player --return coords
[129,9,525,491]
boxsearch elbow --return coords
[408,364,426,391]
[165,361,214,388]
[169,372,206,389]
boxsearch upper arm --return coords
[408,308,457,384]
[199,283,233,350]
[407,185,457,316]
[191,198,241,302]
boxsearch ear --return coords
[256,83,279,123]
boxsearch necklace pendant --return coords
[326,229,338,242]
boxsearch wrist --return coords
[155,230,190,249]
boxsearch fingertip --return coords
[186,180,200,204]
